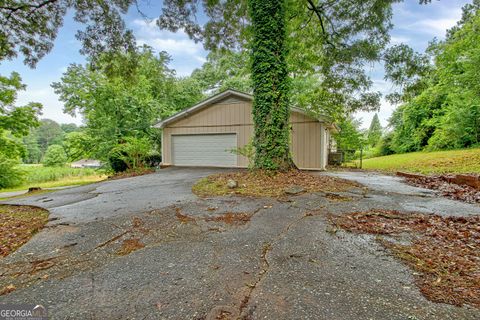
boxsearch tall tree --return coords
[367,114,382,147]
[248,0,293,170]
[157,0,432,170]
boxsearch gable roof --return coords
[153,89,332,129]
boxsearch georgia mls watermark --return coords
[0,304,47,320]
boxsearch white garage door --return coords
[172,134,237,166]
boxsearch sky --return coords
[0,0,472,128]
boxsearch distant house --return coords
[154,89,338,170]
[71,159,102,169]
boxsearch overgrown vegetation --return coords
[0,205,49,257]
[248,0,293,171]
[192,170,359,198]
[0,165,106,193]
[330,210,480,308]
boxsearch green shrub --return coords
[0,156,25,188]
[230,140,255,169]
[42,145,67,167]
[110,137,151,170]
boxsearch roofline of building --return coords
[153,89,334,129]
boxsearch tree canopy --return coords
[0,0,136,67]
[52,46,204,162]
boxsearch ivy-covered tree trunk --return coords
[248,0,294,171]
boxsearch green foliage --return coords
[22,133,42,164]
[0,73,42,156]
[60,123,79,134]
[191,51,251,93]
[52,47,202,162]
[385,3,480,153]
[0,155,24,188]
[21,165,102,185]
[248,0,293,170]
[333,117,365,151]
[0,72,41,185]
[367,114,382,147]
[0,0,135,67]
[21,118,76,163]
[110,136,151,170]
[42,145,67,167]
[63,131,94,161]
[35,119,64,154]
[229,139,255,169]
[377,132,395,156]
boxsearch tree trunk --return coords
[248,0,295,171]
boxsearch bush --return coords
[108,153,129,173]
[42,145,68,167]
[378,132,395,156]
[110,137,151,170]
[0,156,24,188]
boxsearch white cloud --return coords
[407,17,460,37]
[137,38,202,55]
[390,35,411,45]
[130,18,207,76]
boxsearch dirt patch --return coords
[192,170,360,198]
[330,210,480,308]
[324,193,353,202]
[0,205,49,257]
[399,173,480,204]
[205,212,252,226]
[175,207,253,227]
[116,238,145,255]
[175,208,197,224]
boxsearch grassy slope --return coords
[359,148,480,174]
[0,165,107,193]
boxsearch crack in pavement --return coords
[237,209,311,319]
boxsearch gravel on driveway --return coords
[0,168,479,319]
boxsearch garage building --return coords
[154,90,337,170]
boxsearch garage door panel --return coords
[172,134,237,166]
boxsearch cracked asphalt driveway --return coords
[1,168,479,319]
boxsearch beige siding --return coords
[162,99,329,170]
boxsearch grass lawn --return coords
[0,165,107,193]
[359,148,480,174]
